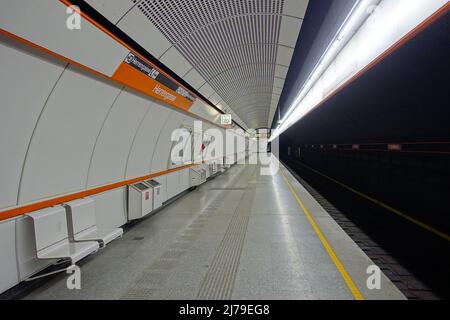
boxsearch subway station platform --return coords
[23,162,405,300]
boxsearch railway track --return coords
[283,159,446,300]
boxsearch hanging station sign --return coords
[220,114,232,125]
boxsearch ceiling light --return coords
[269,0,445,142]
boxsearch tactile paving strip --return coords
[197,183,255,299]
[120,287,159,300]
[120,166,255,300]
[119,192,231,299]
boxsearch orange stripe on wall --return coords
[0,27,194,113]
[112,62,193,111]
[59,0,194,97]
[60,0,195,112]
[0,28,229,133]
[0,28,111,83]
[0,165,194,221]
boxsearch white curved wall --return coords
[0,1,246,294]
[151,112,187,173]
[87,88,150,187]
[0,36,65,210]
[19,66,122,204]
[0,37,245,293]
[125,101,171,179]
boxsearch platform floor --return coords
[24,162,405,300]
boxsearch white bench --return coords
[27,206,99,265]
[64,198,123,248]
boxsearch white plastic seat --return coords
[65,198,123,248]
[27,206,99,264]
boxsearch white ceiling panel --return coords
[276,46,295,67]
[279,16,303,48]
[275,65,289,79]
[273,77,286,88]
[183,68,206,90]
[159,46,192,77]
[283,0,309,18]
[117,5,171,58]
[272,86,283,95]
[112,0,309,128]
[85,0,136,24]
[198,83,215,99]
[209,92,221,105]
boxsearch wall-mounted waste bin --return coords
[128,182,153,220]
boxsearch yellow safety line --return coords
[296,162,450,242]
[281,170,364,300]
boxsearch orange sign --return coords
[112,54,194,111]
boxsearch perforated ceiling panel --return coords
[126,0,307,128]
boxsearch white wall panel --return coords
[0,0,128,76]
[19,66,122,204]
[276,46,294,67]
[208,92,222,105]
[275,65,288,79]
[198,83,215,99]
[160,47,192,77]
[87,89,150,187]
[0,37,65,209]
[166,171,180,200]
[283,0,309,18]
[273,78,286,89]
[0,219,19,293]
[182,116,195,129]
[179,169,190,192]
[153,175,167,204]
[183,68,206,90]
[126,102,171,179]
[272,86,283,95]
[189,99,221,124]
[118,6,171,58]
[181,117,195,164]
[151,112,187,173]
[92,187,127,229]
[279,17,303,48]
[85,0,136,24]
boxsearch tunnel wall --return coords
[0,1,245,293]
[279,11,450,237]
[281,144,450,231]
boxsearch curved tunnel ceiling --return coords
[86,0,309,129]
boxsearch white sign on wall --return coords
[220,114,232,125]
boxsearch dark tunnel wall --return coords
[280,12,450,233]
[282,12,450,144]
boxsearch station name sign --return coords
[112,52,196,111]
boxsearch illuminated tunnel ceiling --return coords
[86,0,309,129]
[274,0,358,127]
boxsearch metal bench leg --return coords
[25,259,74,282]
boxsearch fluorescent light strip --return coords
[277,0,374,128]
[270,0,447,142]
